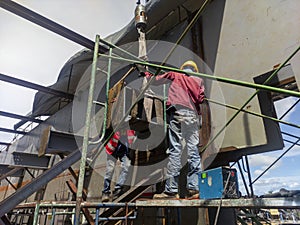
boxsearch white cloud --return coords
[249,144,300,167]
[284,145,300,157]
[238,175,300,196]
[248,154,282,169]
[254,169,268,176]
[253,176,300,196]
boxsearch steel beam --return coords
[0,165,23,178]
[0,111,43,124]
[0,127,26,135]
[38,126,83,156]
[0,142,10,146]
[0,150,81,217]
[0,152,50,169]
[0,73,74,99]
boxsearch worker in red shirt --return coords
[144,60,205,199]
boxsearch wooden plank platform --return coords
[135,197,300,209]
[14,197,300,209]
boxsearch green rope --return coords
[206,98,300,130]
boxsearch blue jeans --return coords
[103,143,131,194]
[165,107,201,193]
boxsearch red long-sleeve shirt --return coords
[145,71,205,115]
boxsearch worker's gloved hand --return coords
[135,64,147,73]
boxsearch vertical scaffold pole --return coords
[32,203,40,225]
[74,34,100,225]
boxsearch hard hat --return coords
[180,60,199,73]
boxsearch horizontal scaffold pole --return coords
[97,53,300,98]
[206,98,300,130]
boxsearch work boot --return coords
[153,192,179,199]
[186,190,199,199]
[102,192,110,202]
[112,188,123,200]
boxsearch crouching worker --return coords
[101,129,135,202]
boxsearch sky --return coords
[0,0,136,146]
[0,1,300,196]
[244,97,300,196]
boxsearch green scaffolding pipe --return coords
[75,34,100,225]
[89,47,112,145]
[97,53,300,98]
[50,208,55,225]
[100,47,112,141]
[33,203,40,225]
[17,201,136,208]
[99,38,142,62]
[206,98,300,130]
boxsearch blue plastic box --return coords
[199,167,239,199]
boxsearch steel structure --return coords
[0,0,299,225]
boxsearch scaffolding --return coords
[0,0,300,225]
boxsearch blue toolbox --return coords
[199,166,239,199]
